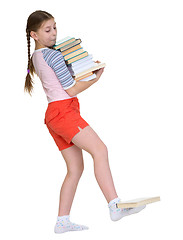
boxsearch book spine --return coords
[63,48,83,60]
[66,52,88,64]
[79,73,96,82]
[62,44,82,56]
[68,54,93,67]
[75,72,93,81]
[54,38,75,50]
[60,39,82,52]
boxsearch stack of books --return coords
[53,36,106,82]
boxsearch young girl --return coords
[25,10,145,234]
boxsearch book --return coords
[66,51,88,64]
[53,37,105,82]
[68,62,96,75]
[54,37,76,50]
[62,44,82,56]
[75,72,94,81]
[54,36,72,46]
[58,39,82,52]
[117,196,160,208]
[68,55,93,67]
[64,48,84,61]
[68,60,94,71]
[78,73,96,82]
[73,62,106,78]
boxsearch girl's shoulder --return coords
[32,48,64,68]
[35,48,64,68]
[41,48,63,59]
[34,47,62,55]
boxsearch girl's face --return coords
[31,18,57,49]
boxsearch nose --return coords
[52,28,57,36]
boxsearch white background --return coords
[0,0,182,239]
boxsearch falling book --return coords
[73,62,106,78]
[117,196,160,208]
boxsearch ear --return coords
[30,31,38,41]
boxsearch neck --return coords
[35,41,47,50]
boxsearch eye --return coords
[46,30,50,32]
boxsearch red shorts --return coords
[44,97,89,151]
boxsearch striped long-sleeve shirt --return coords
[32,48,76,103]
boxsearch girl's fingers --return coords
[95,60,101,63]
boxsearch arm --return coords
[44,49,104,96]
[66,67,104,97]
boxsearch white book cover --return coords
[74,62,106,78]
[69,55,93,67]
[68,62,95,75]
[73,62,97,75]
[71,60,96,72]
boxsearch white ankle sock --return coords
[108,197,146,221]
[108,198,130,221]
[54,215,89,234]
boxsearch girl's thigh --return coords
[71,126,107,155]
[61,145,84,173]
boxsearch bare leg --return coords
[72,126,118,203]
[58,145,84,216]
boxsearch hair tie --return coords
[27,69,30,74]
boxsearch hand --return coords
[93,60,105,81]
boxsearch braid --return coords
[27,30,31,70]
[24,30,34,95]
[25,10,54,95]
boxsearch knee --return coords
[68,163,84,179]
[91,142,108,159]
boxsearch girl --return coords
[25,10,145,234]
